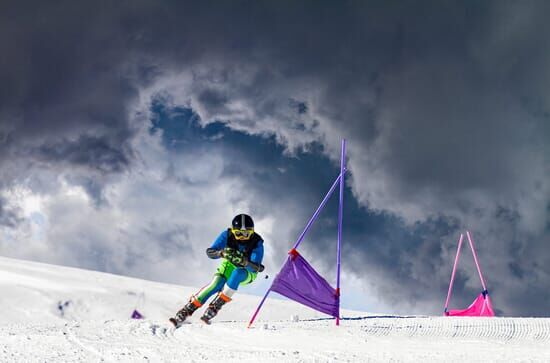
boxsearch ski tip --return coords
[200,317,212,325]
[169,317,184,329]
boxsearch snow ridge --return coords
[359,316,550,341]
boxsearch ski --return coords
[169,317,190,329]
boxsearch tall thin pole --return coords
[247,288,272,328]
[293,173,343,250]
[336,139,346,325]
[466,231,488,292]
[444,233,464,315]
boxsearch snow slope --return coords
[1,256,549,362]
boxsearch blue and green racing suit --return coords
[194,229,264,304]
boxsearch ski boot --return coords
[169,296,202,328]
[200,292,231,325]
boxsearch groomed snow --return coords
[1,256,549,362]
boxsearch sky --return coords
[0,0,549,316]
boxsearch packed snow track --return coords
[1,256,549,362]
[2,316,550,362]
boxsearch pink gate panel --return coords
[446,291,495,317]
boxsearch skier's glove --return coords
[221,247,235,259]
[222,248,248,267]
[222,247,238,260]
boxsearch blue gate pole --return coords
[336,139,346,325]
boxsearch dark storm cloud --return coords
[0,1,141,191]
[1,1,549,315]
[34,135,132,174]
[0,197,22,228]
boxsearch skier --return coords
[170,214,265,326]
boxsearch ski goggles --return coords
[231,228,254,240]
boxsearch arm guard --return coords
[206,248,222,259]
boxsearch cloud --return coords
[0,196,22,228]
[0,1,549,315]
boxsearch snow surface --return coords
[1,256,549,362]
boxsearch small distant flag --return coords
[131,309,144,319]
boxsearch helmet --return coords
[231,214,254,240]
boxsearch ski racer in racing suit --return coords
[170,214,264,326]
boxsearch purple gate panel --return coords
[271,250,339,318]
